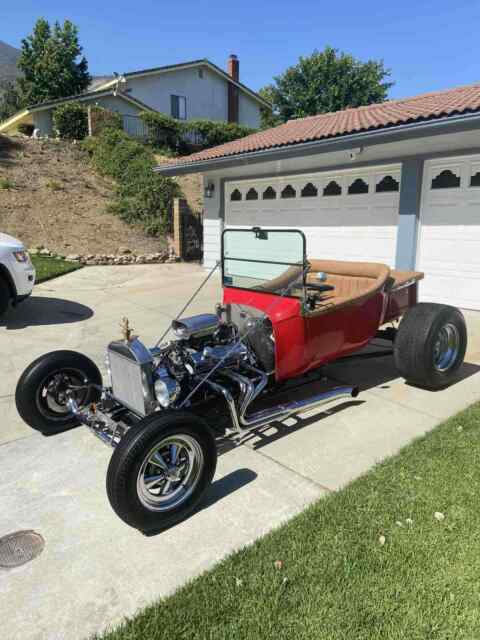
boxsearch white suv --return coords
[0,233,36,316]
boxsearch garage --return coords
[225,165,401,265]
[156,81,480,311]
[418,154,480,310]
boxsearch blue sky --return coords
[1,0,477,100]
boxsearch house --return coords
[0,55,269,136]
[155,83,480,311]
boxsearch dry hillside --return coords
[0,136,177,255]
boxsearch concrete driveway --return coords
[1,264,479,640]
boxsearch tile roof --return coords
[167,83,480,166]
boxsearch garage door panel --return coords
[418,154,480,310]
[224,164,400,268]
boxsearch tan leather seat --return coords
[389,269,424,289]
[254,264,304,294]
[305,259,391,315]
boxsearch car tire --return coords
[0,276,12,317]
[15,350,102,434]
[106,411,217,532]
[394,303,467,390]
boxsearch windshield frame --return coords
[221,227,308,298]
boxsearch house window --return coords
[348,178,369,195]
[171,95,187,120]
[431,169,460,189]
[230,189,242,201]
[301,182,318,197]
[262,186,276,200]
[376,175,399,193]
[281,184,296,199]
[323,180,342,196]
[246,188,258,200]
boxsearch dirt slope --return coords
[0,136,166,255]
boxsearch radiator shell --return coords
[107,338,155,416]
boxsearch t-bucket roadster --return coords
[15,228,467,532]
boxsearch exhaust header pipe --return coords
[207,376,359,435]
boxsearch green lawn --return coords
[96,402,480,640]
[31,255,82,284]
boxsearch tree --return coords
[17,18,90,106]
[259,46,393,128]
[0,81,22,121]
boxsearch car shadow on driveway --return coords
[144,468,258,537]
[0,296,93,329]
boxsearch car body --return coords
[0,232,35,312]
[16,227,467,532]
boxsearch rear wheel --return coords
[15,350,102,434]
[394,303,467,389]
[106,412,217,532]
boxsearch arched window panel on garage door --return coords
[323,180,342,196]
[301,182,318,197]
[470,164,480,187]
[230,188,242,201]
[431,168,461,189]
[245,187,259,200]
[280,184,296,199]
[348,177,369,195]
[375,174,400,193]
[262,186,277,200]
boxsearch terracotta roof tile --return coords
[164,83,480,167]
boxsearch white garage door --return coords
[418,154,480,310]
[225,164,401,265]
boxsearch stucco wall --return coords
[239,92,261,128]
[32,110,53,136]
[31,95,141,136]
[126,66,261,127]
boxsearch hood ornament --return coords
[120,317,134,342]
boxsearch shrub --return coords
[82,128,180,235]
[182,119,256,150]
[17,123,35,136]
[45,179,62,191]
[0,177,14,189]
[139,112,256,153]
[53,102,88,140]
[140,112,183,148]
[90,106,123,135]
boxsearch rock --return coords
[39,248,50,256]
[118,247,131,255]
[36,244,45,251]
[66,254,80,261]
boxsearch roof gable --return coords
[94,59,270,108]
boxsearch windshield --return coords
[222,228,306,296]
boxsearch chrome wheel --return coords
[137,435,204,512]
[433,323,460,372]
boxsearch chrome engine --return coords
[70,304,357,447]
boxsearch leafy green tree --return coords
[17,18,90,106]
[0,81,22,121]
[260,46,393,127]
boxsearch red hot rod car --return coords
[15,228,467,531]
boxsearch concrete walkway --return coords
[1,264,479,640]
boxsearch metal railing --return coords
[121,114,205,147]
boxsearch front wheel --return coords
[106,412,217,532]
[394,303,467,389]
[15,350,102,434]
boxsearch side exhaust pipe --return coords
[207,377,359,435]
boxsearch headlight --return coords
[154,374,180,408]
[13,250,29,263]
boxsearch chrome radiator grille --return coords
[107,339,154,416]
